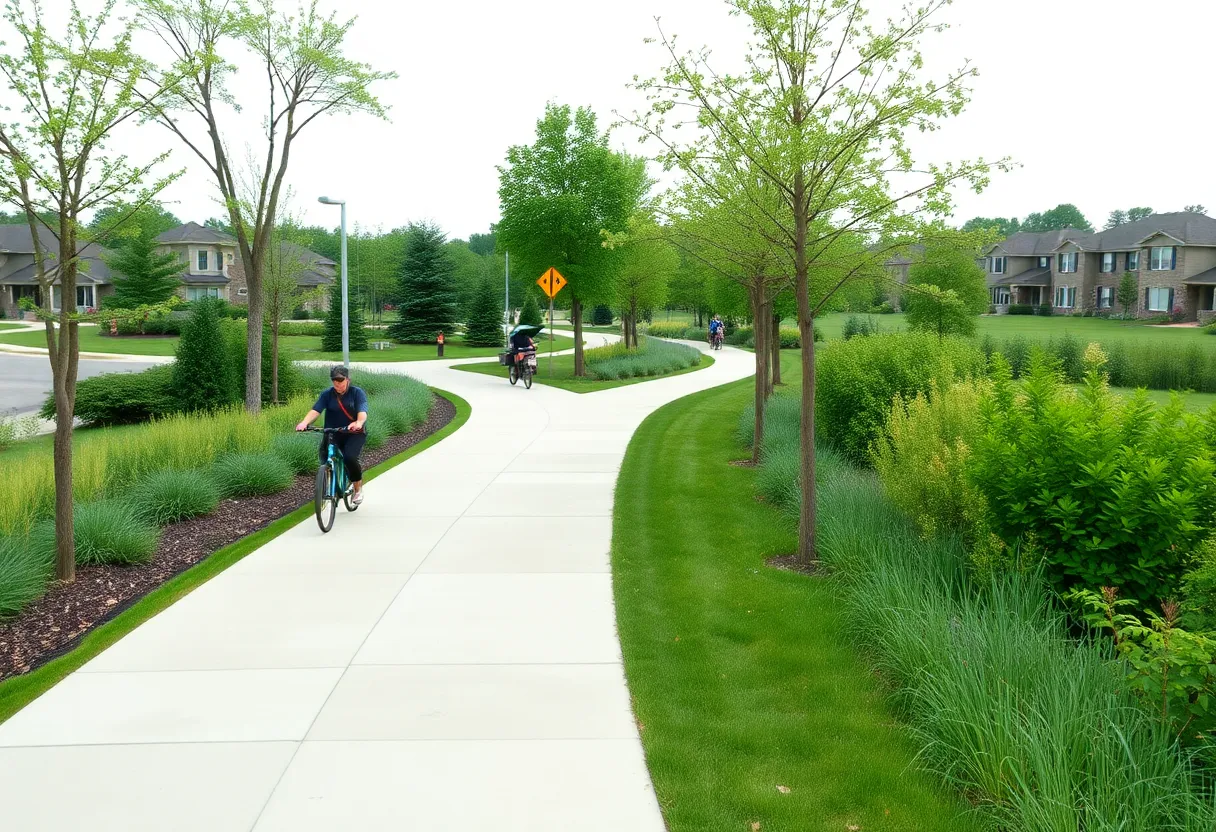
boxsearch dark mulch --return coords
[0,395,455,681]
[765,554,820,576]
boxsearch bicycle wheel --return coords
[314,462,337,533]
[523,367,533,389]
[509,365,518,385]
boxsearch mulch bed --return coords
[765,554,820,576]
[0,395,456,681]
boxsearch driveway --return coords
[0,352,160,417]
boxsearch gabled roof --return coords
[986,228,1090,256]
[992,266,1051,286]
[156,221,236,246]
[0,243,111,285]
[1088,212,1216,250]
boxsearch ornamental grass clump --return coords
[587,336,701,381]
[211,453,295,498]
[128,468,220,526]
[270,433,320,475]
[29,501,159,566]
[0,535,49,617]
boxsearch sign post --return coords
[536,267,567,379]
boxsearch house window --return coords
[1038,256,1050,269]
[186,286,220,301]
[237,287,248,296]
[1058,252,1077,273]
[76,285,94,309]
[1055,285,1076,308]
[1150,246,1176,271]
[990,256,1006,274]
[1100,252,1115,273]
[197,250,209,271]
[992,287,1010,305]
[1126,250,1140,270]
[1146,286,1174,312]
[1097,286,1114,309]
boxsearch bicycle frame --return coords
[325,435,350,499]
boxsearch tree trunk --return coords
[793,168,816,566]
[245,271,264,412]
[750,286,768,466]
[771,311,782,388]
[52,320,80,582]
[630,298,639,349]
[572,295,585,376]
[271,319,280,405]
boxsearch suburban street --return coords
[0,352,159,417]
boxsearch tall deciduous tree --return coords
[90,201,181,250]
[388,222,458,343]
[1185,204,1207,215]
[1106,209,1128,229]
[0,0,177,582]
[1021,204,1093,232]
[1127,206,1153,222]
[904,242,988,317]
[135,0,393,412]
[629,0,1000,564]
[961,216,1020,237]
[497,103,648,375]
[264,220,325,401]
[602,216,676,348]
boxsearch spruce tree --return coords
[105,221,185,309]
[387,222,458,343]
[322,278,369,352]
[172,298,237,412]
[465,275,504,347]
[518,293,543,327]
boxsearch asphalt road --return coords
[1,352,159,417]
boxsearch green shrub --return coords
[591,304,613,325]
[211,453,295,498]
[643,321,691,339]
[1046,332,1084,381]
[275,321,324,337]
[0,412,41,450]
[0,535,50,617]
[871,380,990,540]
[29,500,160,566]
[270,433,320,475]
[682,326,708,342]
[1037,303,1053,316]
[996,334,1031,378]
[112,313,182,336]
[224,320,305,404]
[42,364,177,426]
[1007,303,1034,315]
[815,331,986,462]
[173,298,237,413]
[971,350,1216,603]
[725,326,752,346]
[842,315,879,339]
[128,468,220,526]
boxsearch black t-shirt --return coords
[312,385,368,428]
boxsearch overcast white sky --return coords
[96,0,1216,238]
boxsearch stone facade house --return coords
[0,225,113,317]
[983,212,1216,322]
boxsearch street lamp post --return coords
[318,196,349,367]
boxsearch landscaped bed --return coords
[0,369,459,682]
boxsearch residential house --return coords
[0,224,113,317]
[983,212,1216,322]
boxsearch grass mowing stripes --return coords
[0,389,470,726]
[611,377,972,832]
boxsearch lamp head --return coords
[317,196,344,205]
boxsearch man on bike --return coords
[510,327,536,363]
[296,365,369,505]
[709,315,724,347]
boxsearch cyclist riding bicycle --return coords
[296,365,369,506]
[709,315,724,345]
[509,327,536,363]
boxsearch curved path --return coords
[0,337,753,832]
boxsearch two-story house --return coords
[984,212,1216,322]
[155,221,242,302]
[0,224,113,317]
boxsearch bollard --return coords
[437,331,445,358]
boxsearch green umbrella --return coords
[510,324,544,339]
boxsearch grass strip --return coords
[455,350,714,393]
[611,376,972,831]
[0,389,470,725]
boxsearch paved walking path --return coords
[0,337,752,831]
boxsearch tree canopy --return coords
[1021,204,1093,233]
[961,217,1021,237]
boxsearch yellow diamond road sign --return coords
[537,267,567,299]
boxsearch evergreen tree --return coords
[104,216,185,308]
[519,293,543,327]
[465,275,504,347]
[1117,271,1139,319]
[387,222,458,343]
[322,278,369,351]
[172,298,237,412]
[592,304,613,325]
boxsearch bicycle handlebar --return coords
[302,426,353,434]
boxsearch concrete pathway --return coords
[0,337,753,831]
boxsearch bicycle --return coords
[508,348,537,389]
[305,427,360,532]
[710,330,724,350]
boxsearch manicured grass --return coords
[610,377,972,831]
[0,389,471,725]
[0,327,575,362]
[0,323,26,331]
[0,326,178,355]
[284,333,575,363]
[814,311,1216,347]
[455,350,714,393]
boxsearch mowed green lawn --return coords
[0,326,574,362]
[455,349,712,393]
[611,374,972,831]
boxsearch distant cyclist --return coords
[709,315,724,348]
[296,365,368,505]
